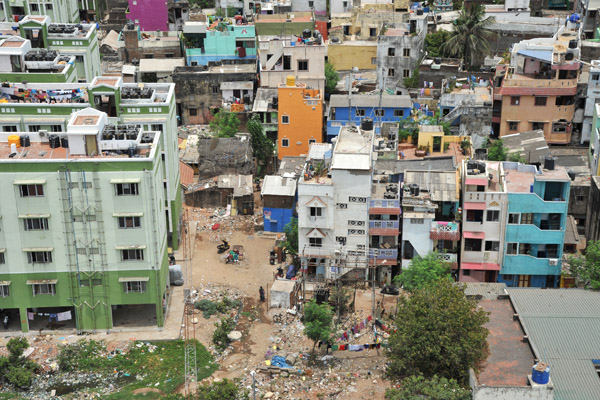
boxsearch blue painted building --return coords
[327,94,412,142]
[261,175,297,232]
[183,21,256,66]
[497,162,570,288]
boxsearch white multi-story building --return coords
[298,125,374,282]
[459,160,508,283]
[258,35,326,92]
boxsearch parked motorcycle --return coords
[217,240,230,254]
[381,284,400,295]
[3,314,9,330]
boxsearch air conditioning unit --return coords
[39,130,48,137]
[549,259,558,266]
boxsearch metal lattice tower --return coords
[183,209,198,397]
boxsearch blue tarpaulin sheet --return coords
[271,355,292,368]
[517,49,553,63]
[286,264,296,279]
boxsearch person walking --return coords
[259,286,265,302]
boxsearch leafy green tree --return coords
[425,31,452,58]
[507,152,527,163]
[403,67,420,89]
[325,62,340,95]
[386,279,489,384]
[210,110,240,138]
[283,217,298,255]
[385,375,471,400]
[441,5,495,70]
[568,240,600,290]
[487,139,507,161]
[0,337,39,388]
[246,114,275,175]
[189,0,215,8]
[303,300,334,352]
[394,252,452,292]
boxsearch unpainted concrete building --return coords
[173,61,257,124]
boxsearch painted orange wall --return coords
[277,85,323,159]
[499,95,574,144]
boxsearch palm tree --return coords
[441,4,495,70]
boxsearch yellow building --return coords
[277,77,323,159]
[327,41,378,71]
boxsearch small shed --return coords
[270,279,298,309]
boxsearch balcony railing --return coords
[430,221,460,241]
[369,220,399,229]
[539,221,562,230]
[368,248,398,259]
[370,199,400,208]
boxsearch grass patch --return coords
[57,339,218,399]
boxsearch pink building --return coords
[128,0,168,31]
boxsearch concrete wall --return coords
[328,43,377,71]
[173,65,256,124]
[401,217,433,268]
[470,370,555,400]
[292,0,327,14]
[586,177,600,241]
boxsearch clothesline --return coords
[27,310,72,322]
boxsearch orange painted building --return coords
[277,77,323,159]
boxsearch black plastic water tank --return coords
[544,156,555,171]
[49,134,60,149]
[20,135,30,147]
[302,29,311,39]
[569,39,578,49]
[60,136,68,148]
[361,117,373,131]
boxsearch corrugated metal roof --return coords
[507,288,600,400]
[261,175,297,197]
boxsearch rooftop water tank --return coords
[544,155,555,171]
[286,75,296,87]
[361,117,373,131]
[532,362,550,384]
[8,135,20,148]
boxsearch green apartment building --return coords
[0,106,176,333]
[13,15,102,82]
[0,76,181,250]
[0,0,81,23]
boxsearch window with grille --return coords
[309,238,322,247]
[19,184,44,197]
[32,283,55,295]
[0,284,8,297]
[309,207,322,217]
[124,281,146,293]
[115,183,139,196]
[27,251,52,263]
[118,216,141,228]
[336,236,346,245]
[486,210,499,222]
[121,249,144,261]
[24,218,49,231]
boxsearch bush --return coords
[213,317,236,351]
[195,297,242,319]
[0,337,39,389]
[57,339,107,372]
[197,378,249,400]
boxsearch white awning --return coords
[113,212,144,217]
[0,281,10,286]
[115,245,146,250]
[110,178,141,184]
[18,214,50,218]
[13,179,46,185]
[23,247,53,252]
[26,279,57,284]
[0,249,5,253]
[118,277,150,282]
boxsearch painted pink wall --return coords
[128,0,168,31]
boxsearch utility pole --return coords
[183,209,197,398]
[371,252,376,318]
